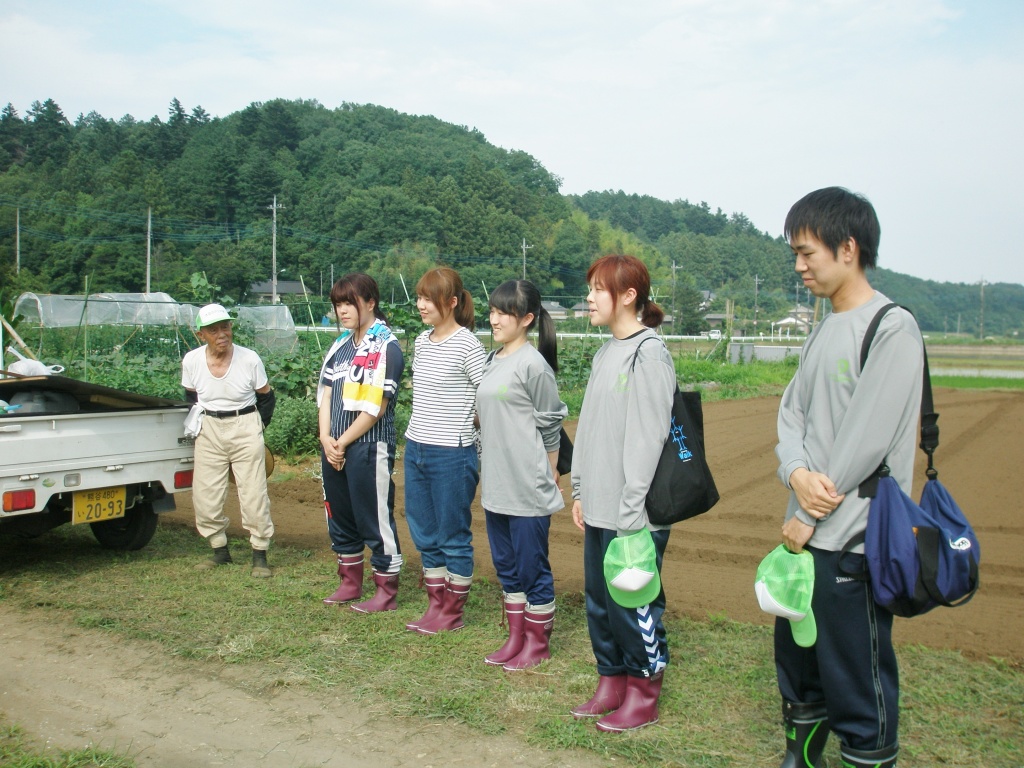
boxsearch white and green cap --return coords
[755,544,817,647]
[196,303,232,330]
[604,529,661,608]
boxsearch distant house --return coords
[773,303,815,335]
[571,301,589,319]
[541,301,568,321]
[248,280,306,304]
[703,312,732,330]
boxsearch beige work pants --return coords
[192,410,274,550]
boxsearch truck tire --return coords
[90,502,159,550]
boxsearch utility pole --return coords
[753,274,762,330]
[145,206,152,293]
[267,196,285,304]
[979,279,986,340]
[521,238,533,280]
[671,261,685,330]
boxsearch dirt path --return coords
[167,388,1024,661]
[2,390,1020,766]
[0,605,598,767]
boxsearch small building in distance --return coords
[248,280,306,304]
[541,301,568,321]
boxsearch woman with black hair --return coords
[477,279,567,670]
[317,273,405,613]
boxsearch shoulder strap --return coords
[859,302,940,493]
[859,302,899,371]
[629,335,663,372]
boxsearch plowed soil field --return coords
[167,388,1024,661]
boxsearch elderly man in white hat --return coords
[182,303,277,577]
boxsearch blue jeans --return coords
[403,439,478,578]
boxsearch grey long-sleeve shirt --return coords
[478,344,567,517]
[571,330,676,533]
[776,292,923,552]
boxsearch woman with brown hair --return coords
[403,267,486,635]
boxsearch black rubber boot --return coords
[251,548,273,578]
[781,700,829,768]
[194,545,232,570]
[840,742,898,768]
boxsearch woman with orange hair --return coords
[570,255,676,732]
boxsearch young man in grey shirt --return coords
[773,187,922,768]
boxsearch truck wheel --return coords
[90,502,159,550]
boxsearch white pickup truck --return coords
[0,375,195,550]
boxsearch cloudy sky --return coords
[3,0,1022,285]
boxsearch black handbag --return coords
[556,427,573,475]
[632,338,720,525]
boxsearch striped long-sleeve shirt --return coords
[405,327,486,447]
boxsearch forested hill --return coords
[571,191,1024,337]
[0,97,1019,337]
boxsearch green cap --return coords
[604,529,662,608]
[755,544,817,647]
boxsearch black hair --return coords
[784,187,880,269]
[489,279,558,372]
[330,273,387,323]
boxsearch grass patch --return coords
[0,715,136,768]
[932,376,1024,390]
[1,525,1021,766]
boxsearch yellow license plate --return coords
[72,487,127,525]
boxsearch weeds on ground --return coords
[0,526,1021,767]
[0,716,136,768]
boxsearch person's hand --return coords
[782,516,815,553]
[789,468,844,518]
[571,499,584,532]
[320,435,345,470]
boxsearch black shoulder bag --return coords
[632,337,719,525]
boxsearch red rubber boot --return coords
[570,674,628,719]
[503,604,554,671]
[351,571,399,613]
[595,673,664,732]
[405,568,446,631]
[323,554,364,605]
[483,593,527,666]
[416,577,471,635]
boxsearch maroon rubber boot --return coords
[351,571,399,613]
[416,578,471,635]
[595,673,664,732]
[483,594,527,666]
[323,554,364,605]
[502,605,554,671]
[405,568,446,631]
[570,674,628,719]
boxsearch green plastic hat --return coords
[604,529,662,608]
[755,544,817,648]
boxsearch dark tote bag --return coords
[556,427,574,475]
[632,339,720,525]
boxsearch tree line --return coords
[0,97,1020,337]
